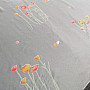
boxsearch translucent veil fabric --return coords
[0,0,90,90]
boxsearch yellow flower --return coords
[20,78,26,84]
[78,20,84,24]
[22,64,30,72]
[14,13,18,16]
[34,55,40,60]
[85,16,89,19]
[28,5,32,8]
[80,27,84,30]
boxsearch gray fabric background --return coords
[0,0,90,90]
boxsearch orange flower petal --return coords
[22,64,30,72]
[28,5,32,8]
[21,78,26,84]
[53,43,57,47]
[14,13,18,16]
[16,6,19,8]
[34,55,40,60]
[85,16,89,19]
[80,27,84,30]
[78,20,84,24]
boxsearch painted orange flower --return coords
[28,5,32,8]
[78,20,84,24]
[11,65,17,71]
[85,16,89,19]
[14,13,18,16]
[34,55,40,60]
[22,64,30,72]
[31,65,39,71]
[53,43,57,47]
[80,27,84,30]
[20,78,26,84]
[16,6,19,8]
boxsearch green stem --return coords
[33,8,46,22]
[46,69,59,90]
[25,85,29,90]
[84,22,89,38]
[34,4,48,22]
[39,61,60,90]
[35,71,48,90]
[33,87,34,90]
[35,4,48,19]
[28,71,39,90]
[26,83,32,90]
[18,8,38,25]
[16,70,22,79]
[28,10,43,24]
[18,15,33,29]
[13,8,33,29]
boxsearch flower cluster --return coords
[14,1,49,30]
[72,16,90,38]
[11,56,40,86]
[11,55,60,90]
[72,16,90,30]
